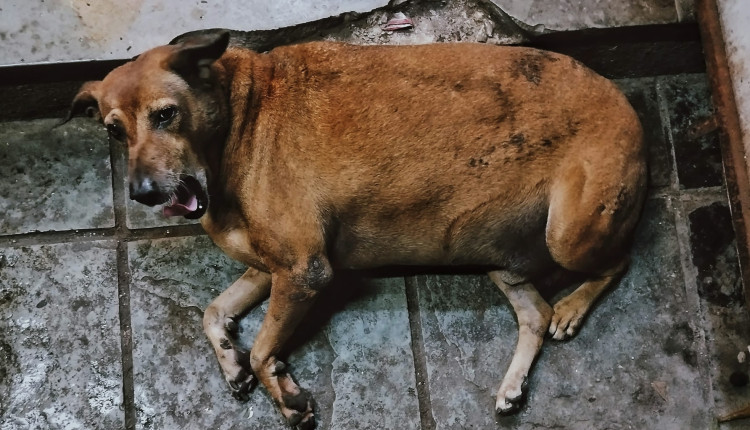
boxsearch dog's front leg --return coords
[250,256,332,430]
[204,267,271,401]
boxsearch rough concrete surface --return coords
[0,242,123,429]
[0,119,114,235]
[2,0,694,66]
[1,2,750,430]
[489,0,680,31]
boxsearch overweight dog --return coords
[67,30,647,429]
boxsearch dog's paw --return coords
[280,386,316,430]
[226,366,257,402]
[263,362,316,429]
[549,295,586,340]
[495,376,528,415]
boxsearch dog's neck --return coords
[204,48,275,222]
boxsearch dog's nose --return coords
[129,176,168,206]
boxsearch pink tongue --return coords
[162,195,198,217]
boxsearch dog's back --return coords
[229,42,646,275]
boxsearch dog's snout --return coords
[129,175,168,206]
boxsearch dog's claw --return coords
[228,369,256,402]
[297,414,316,430]
[495,376,528,416]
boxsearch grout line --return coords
[0,228,116,248]
[404,276,436,430]
[0,224,206,248]
[116,240,136,430]
[109,125,137,430]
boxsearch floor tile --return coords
[0,118,114,235]
[128,236,420,429]
[489,0,678,31]
[617,78,673,188]
[0,241,123,429]
[658,74,724,189]
[418,198,710,429]
[687,201,750,425]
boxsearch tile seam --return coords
[404,275,436,430]
[109,126,137,430]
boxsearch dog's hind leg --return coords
[204,267,271,401]
[489,270,553,414]
[549,259,627,340]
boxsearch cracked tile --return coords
[418,198,710,428]
[128,236,419,429]
[0,241,123,429]
[0,118,114,235]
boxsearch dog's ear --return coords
[167,30,230,83]
[61,81,102,125]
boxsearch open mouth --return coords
[162,175,208,219]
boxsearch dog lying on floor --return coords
[66,29,647,429]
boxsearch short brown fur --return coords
[69,31,647,428]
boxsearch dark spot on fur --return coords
[454,82,465,91]
[541,139,553,147]
[219,338,232,350]
[469,158,477,167]
[510,133,526,146]
[514,57,542,85]
[512,51,558,86]
[597,204,606,213]
[289,291,312,302]
[304,255,332,291]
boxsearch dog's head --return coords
[66,30,231,219]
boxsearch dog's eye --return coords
[155,106,177,128]
[106,123,125,141]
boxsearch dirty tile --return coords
[658,75,724,189]
[128,236,419,429]
[0,241,123,429]
[617,78,673,188]
[676,0,696,22]
[489,0,678,31]
[418,198,710,428]
[687,201,750,423]
[0,118,114,235]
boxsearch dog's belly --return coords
[329,197,556,276]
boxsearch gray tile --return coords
[658,74,724,190]
[616,78,673,188]
[676,0,696,22]
[418,198,710,429]
[0,241,123,429]
[128,236,419,429]
[0,118,114,235]
[489,0,678,31]
[686,201,750,423]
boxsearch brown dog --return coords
[67,30,647,428]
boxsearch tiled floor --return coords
[1,31,750,430]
